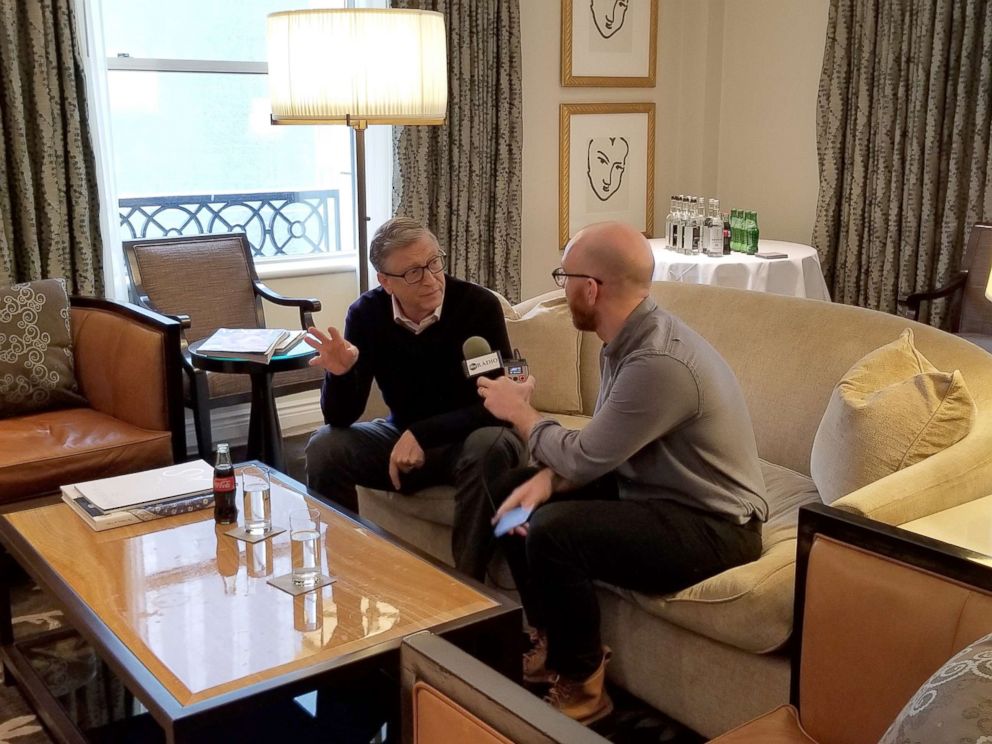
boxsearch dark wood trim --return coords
[70,295,187,463]
[790,503,992,708]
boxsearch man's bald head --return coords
[566,222,655,296]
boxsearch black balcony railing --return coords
[118,189,343,259]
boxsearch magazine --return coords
[197,328,291,363]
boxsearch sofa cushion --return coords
[603,460,821,653]
[0,279,86,418]
[0,407,173,502]
[810,328,976,505]
[505,297,583,415]
[878,631,992,744]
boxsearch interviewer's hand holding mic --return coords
[477,375,536,421]
[304,326,359,375]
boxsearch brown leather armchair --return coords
[898,222,992,349]
[0,297,185,505]
[122,233,324,460]
[401,632,607,744]
[710,503,992,743]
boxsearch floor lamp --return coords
[266,9,448,293]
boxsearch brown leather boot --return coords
[544,647,613,725]
[523,629,554,683]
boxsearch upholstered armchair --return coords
[0,294,185,504]
[898,222,992,348]
[711,503,992,743]
[123,233,324,460]
[401,632,607,744]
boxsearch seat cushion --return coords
[0,407,173,502]
[362,454,819,655]
[601,460,821,653]
[0,279,87,417]
[810,328,975,505]
[708,705,817,743]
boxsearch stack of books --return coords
[197,328,307,363]
[62,461,216,531]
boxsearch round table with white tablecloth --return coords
[648,239,831,300]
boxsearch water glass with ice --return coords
[290,507,321,587]
[241,465,271,535]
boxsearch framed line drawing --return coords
[561,0,658,87]
[559,102,655,247]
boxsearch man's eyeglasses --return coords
[380,254,446,285]
[551,268,604,288]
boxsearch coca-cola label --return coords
[213,475,236,492]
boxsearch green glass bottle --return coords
[745,211,759,255]
[731,209,741,252]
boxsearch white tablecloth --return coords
[648,239,831,301]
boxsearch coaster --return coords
[267,572,336,596]
[225,525,286,543]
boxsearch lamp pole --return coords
[351,118,370,293]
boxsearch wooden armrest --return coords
[896,271,968,320]
[253,280,322,328]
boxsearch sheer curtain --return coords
[0,0,107,295]
[391,0,523,302]
[812,0,992,327]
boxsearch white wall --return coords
[519,0,830,298]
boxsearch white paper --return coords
[73,460,214,511]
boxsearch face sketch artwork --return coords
[589,0,629,39]
[586,137,629,201]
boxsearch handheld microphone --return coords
[462,336,504,378]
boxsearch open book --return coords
[197,328,297,363]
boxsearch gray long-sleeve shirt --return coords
[529,298,768,524]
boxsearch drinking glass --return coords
[290,507,321,587]
[241,465,272,535]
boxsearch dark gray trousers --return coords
[495,467,763,679]
[306,420,524,581]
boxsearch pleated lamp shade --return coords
[266,8,447,125]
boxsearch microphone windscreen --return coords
[462,336,492,359]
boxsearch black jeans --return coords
[495,467,763,678]
[306,420,524,581]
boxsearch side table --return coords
[189,338,317,471]
[899,495,992,558]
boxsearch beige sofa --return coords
[358,282,992,738]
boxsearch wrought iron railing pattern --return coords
[118,189,343,258]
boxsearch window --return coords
[97,0,385,267]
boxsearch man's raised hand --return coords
[305,326,359,375]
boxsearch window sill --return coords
[255,254,356,280]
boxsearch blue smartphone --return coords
[494,506,532,537]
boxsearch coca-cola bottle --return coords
[213,443,237,524]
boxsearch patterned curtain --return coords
[391,0,523,302]
[0,0,103,295]
[813,0,992,327]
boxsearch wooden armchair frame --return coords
[897,222,992,332]
[122,233,323,460]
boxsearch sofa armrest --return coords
[830,429,992,525]
[70,297,186,462]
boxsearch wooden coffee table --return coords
[0,469,520,743]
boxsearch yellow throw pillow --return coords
[810,328,975,505]
[505,297,583,415]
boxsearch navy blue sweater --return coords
[319,276,513,448]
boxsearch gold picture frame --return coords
[559,102,655,247]
[561,0,658,87]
